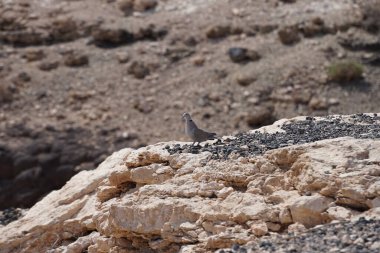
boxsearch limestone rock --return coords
[250,220,268,236]
[0,124,379,253]
[288,194,333,228]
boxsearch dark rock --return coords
[0,29,48,46]
[54,165,76,186]
[361,2,380,33]
[260,23,278,34]
[38,60,59,71]
[118,0,134,15]
[134,24,167,41]
[10,71,31,85]
[132,98,154,113]
[23,140,51,155]
[164,46,194,62]
[6,123,35,137]
[38,153,60,170]
[50,18,81,42]
[228,47,261,63]
[128,61,150,79]
[59,146,89,165]
[12,152,38,172]
[278,26,301,45]
[14,167,42,188]
[133,0,158,12]
[35,90,48,99]
[13,189,44,208]
[246,106,276,128]
[338,32,380,51]
[63,53,89,67]
[91,26,134,47]
[0,145,14,179]
[206,25,232,39]
[300,18,331,38]
[21,48,45,62]
[0,84,14,103]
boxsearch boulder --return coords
[0,116,379,252]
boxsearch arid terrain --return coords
[1,0,380,208]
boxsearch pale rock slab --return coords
[0,126,379,253]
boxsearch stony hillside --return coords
[1,0,380,211]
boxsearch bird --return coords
[182,112,217,146]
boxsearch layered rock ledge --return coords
[0,114,379,253]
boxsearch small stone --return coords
[266,222,282,232]
[246,106,276,128]
[63,53,89,67]
[127,61,150,79]
[92,26,134,47]
[206,25,231,39]
[116,52,130,63]
[328,98,340,106]
[228,47,260,63]
[38,60,59,71]
[287,222,307,234]
[278,26,300,45]
[117,0,134,15]
[309,97,328,110]
[235,72,256,86]
[18,72,31,82]
[134,0,158,12]
[250,220,268,236]
[191,55,205,66]
[22,48,45,62]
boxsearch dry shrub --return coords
[327,61,364,83]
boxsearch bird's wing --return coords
[194,128,217,142]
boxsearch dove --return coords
[182,112,217,146]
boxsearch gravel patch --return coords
[165,114,380,159]
[0,207,25,226]
[217,218,380,253]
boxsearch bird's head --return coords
[182,112,192,121]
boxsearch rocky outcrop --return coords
[0,115,379,253]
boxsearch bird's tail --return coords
[208,132,217,140]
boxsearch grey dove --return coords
[182,112,217,146]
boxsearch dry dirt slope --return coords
[0,0,380,209]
